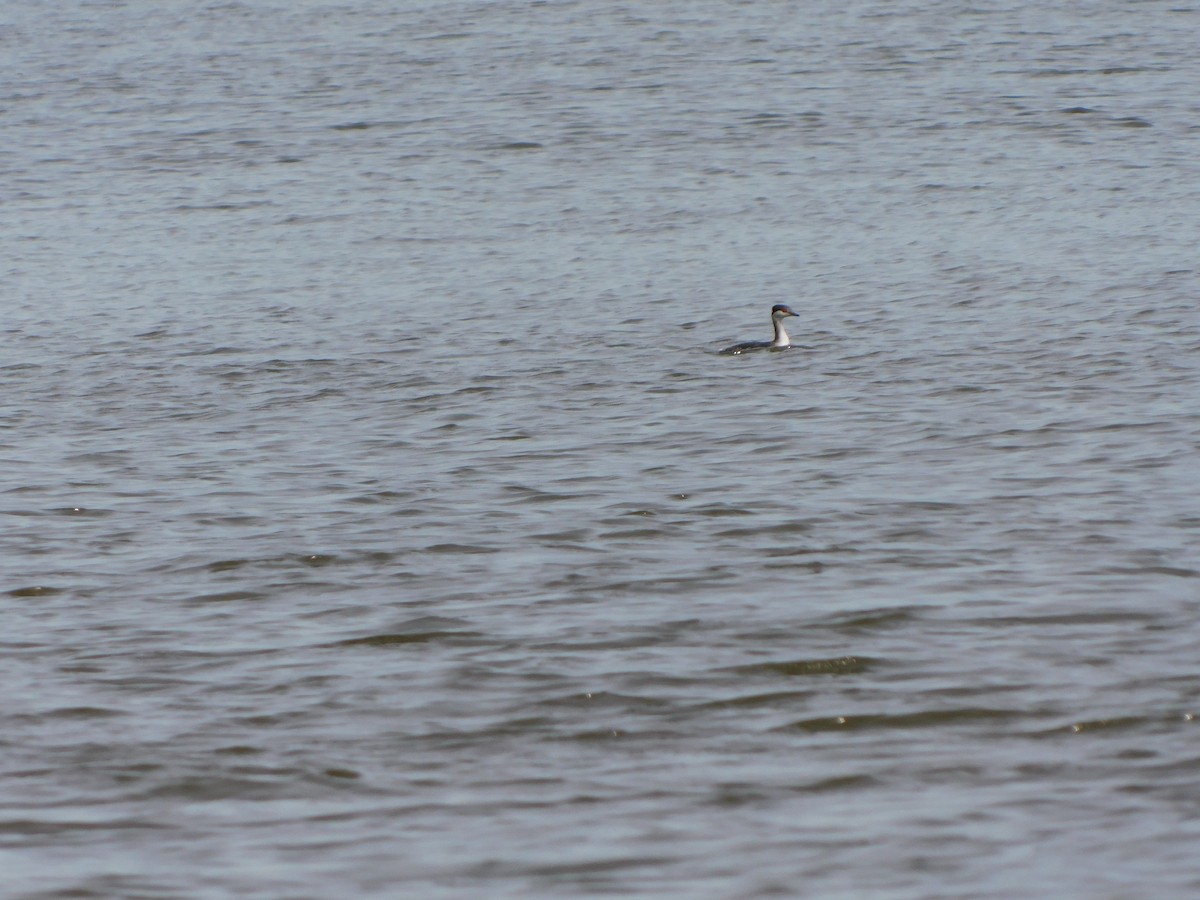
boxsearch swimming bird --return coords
[719,304,798,354]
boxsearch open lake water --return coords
[4,1,1200,896]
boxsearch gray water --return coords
[4,1,1200,897]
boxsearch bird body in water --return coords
[719,305,798,354]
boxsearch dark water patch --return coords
[783,707,1025,733]
[178,345,251,358]
[602,508,662,521]
[528,527,596,542]
[714,521,816,538]
[760,544,849,558]
[797,773,882,793]
[0,817,159,837]
[689,503,757,517]
[1099,66,1161,75]
[424,542,498,554]
[335,618,478,648]
[503,485,593,504]
[762,558,826,573]
[193,514,269,528]
[174,200,276,212]
[731,656,876,678]
[701,690,817,709]
[707,782,775,807]
[348,490,423,504]
[1063,716,1153,734]
[187,590,269,603]
[476,853,677,880]
[590,572,730,595]
[1,502,78,517]
[532,633,674,651]
[809,606,927,634]
[743,111,807,127]
[1102,565,1197,579]
[197,551,396,575]
[138,774,306,802]
[597,526,681,540]
[7,585,64,597]
[1022,714,1195,738]
[708,772,880,807]
[558,727,628,742]
[534,691,672,713]
[42,706,125,720]
[1030,67,1093,78]
[336,632,457,647]
[47,506,112,517]
[968,610,1160,629]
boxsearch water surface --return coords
[4,1,1200,897]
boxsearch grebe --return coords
[719,304,798,354]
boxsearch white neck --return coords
[771,317,791,347]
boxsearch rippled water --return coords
[5,1,1200,896]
